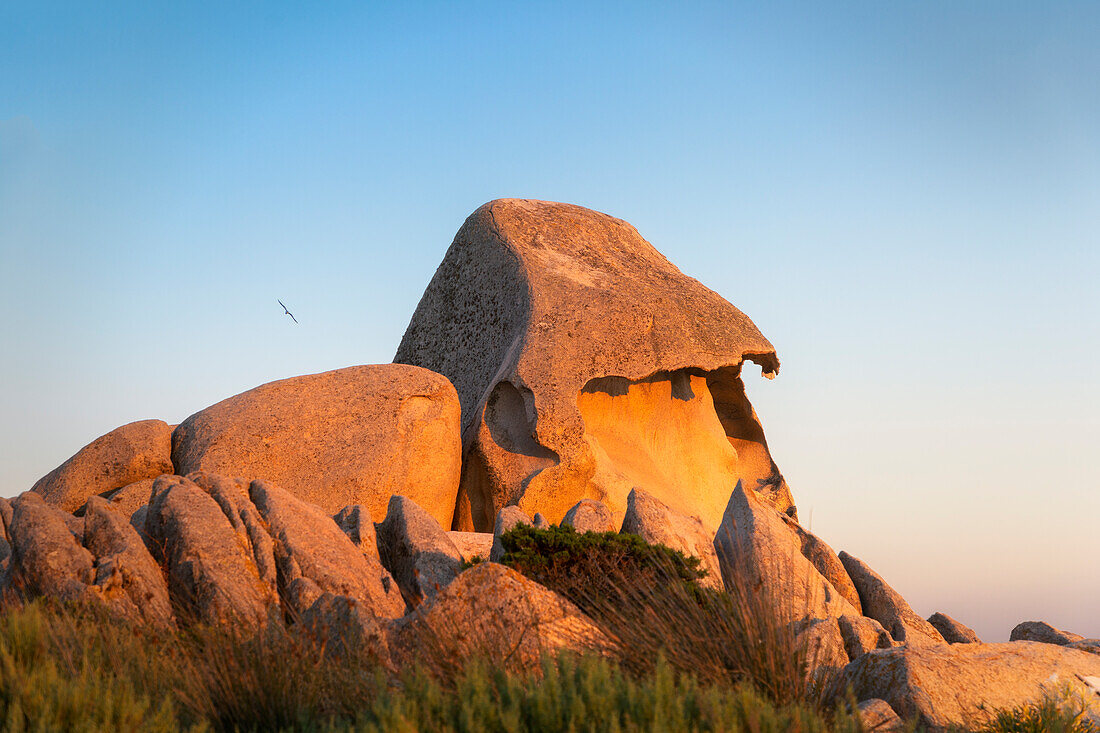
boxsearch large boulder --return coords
[619,488,723,592]
[4,492,94,601]
[841,641,1100,731]
[395,199,793,532]
[395,562,608,673]
[838,552,944,647]
[376,495,463,609]
[30,420,174,513]
[82,497,174,627]
[172,365,461,527]
[249,480,404,619]
[144,475,277,627]
[713,481,856,622]
[928,611,981,644]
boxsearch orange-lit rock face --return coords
[396,198,792,531]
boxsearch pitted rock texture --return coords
[395,199,792,531]
[172,364,461,527]
[838,552,945,647]
[249,480,404,619]
[839,614,894,660]
[841,641,1100,731]
[5,492,94,602]
[714,481,856,622]
[31,419,174,513]
[620,488,723,592]
[928,611,981,644]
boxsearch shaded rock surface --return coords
[250,480,404,619]
[448,531,494,563]
[714,482,856,622]
[490,506,533,563]
[101,477,158,521]
[856,699,904,732]
[333,505,382,562]
[0,497,12,569]
[31,420,173,513]
[395,562,607,673]
[1011,620,1085,645]
[561,499,615,534]
[5,492,94,601]
[376,495,463,609]
[172,365,461,528]
[838,552,944,646]
[780,514,861,613]
[619,487,722,591]
[928,611,981,644]
[839,614,894,660]
[841,641,1100,731]
[395,199,792,532]
[145,475,277,626]
[301,592,391,662]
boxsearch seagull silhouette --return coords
[278,299,298,324]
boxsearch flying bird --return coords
[278,299,298,324]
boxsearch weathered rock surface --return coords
[396,562,607,672]
[841,641,1100,731]
[145,475,277,626]
[489,505,533,563]
[249,480,404,619]
[1010,620,1084,645]
[82,497,173,626]
[448,531,494,563]
[714,482,856,622]
[856,699,904,732]
[838,614,894,660]
[395,199,793,532]
[838,552,944,646]
[5,492,94,601]
[101,477,158,521]
[301,592,391,662]
[30,420,174,514]
[172,365,462,527]
[532,512,549,529]
[620,488,723,591]
[189,472,278,596]
[928,611,981,644]
[796,616,849,677]
[376,495,463,609]
[561,499,615,534]
[780,514,861,613]
[333,505,382,562]
[0,497,12,569]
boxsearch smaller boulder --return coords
[376,495,463,609]
[796,616,849,678]
[333,505,383,562]
[5,492,94,601]
[561,499,615,533]
[448,531,493,563]
[301,593,392,663]
[104,477,158,521]
[838,614,894,660]
[532,513,549,529]
[928,612,981,644]
[838,552,944,646]
[620,488,723,591]
[31,420,174,513]
[856,699,904,732]
[490,506,533,563]
[1010,620,1084,645]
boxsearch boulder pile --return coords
[2,200,1095,730]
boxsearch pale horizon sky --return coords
[2,2,1097,641]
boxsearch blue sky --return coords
[2,2,1097,640]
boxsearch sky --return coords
[1,2,1097,641]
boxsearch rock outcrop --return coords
[714,482,856,622]
[841,641,1100,731]
[1010,620,1084,645]
[928,611,981,644]
[780,514,861,613]
[0,497,12,571]
[448,531,494,563]
[796,616,849,677]
[31,420,174,513]
[838,614,894,660]
[619,488,723,591]
[376,495,463,609]
[249,480,404,619]
[561,499,615,533]
[395,199,792,531]
[838,552,944,646]
[856,699,904,732]
[145,475,277,627]
[5,492,94,601]
[490,506,534,563]
[395,562,607,673]
[172,365,461,527]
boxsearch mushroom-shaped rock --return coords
[395,199,793,532]
[5,492,94,601]
[561,499,615,533]
[1010,620,1084,645]
[395,562,607,674]
[838,614,894,660]
[145,475,277,627]
[841,641,1100,731]
[490,506,533,563]
[376,495,463,609]
[838,552,944,647]
[31,420,174,513]
[172,365,461,527]
[620,488,723,592]
[83,496,173,627]
[249,480,404,619]
[928,612,981,644]
[714,481,856,622]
